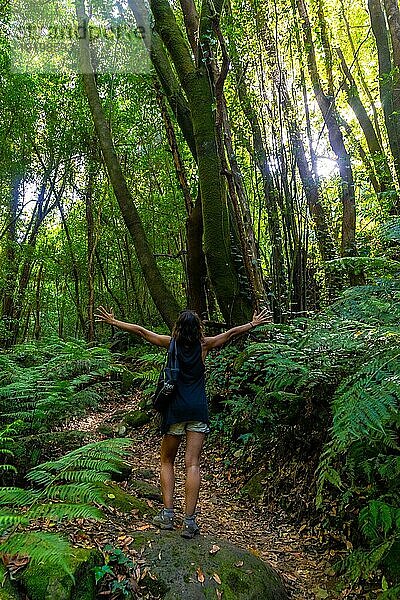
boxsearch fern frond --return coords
[378,584,400,599]
[26,503,104,521]
[338,540,393,583]
[0,488,40,506]
[0,532,73,578]
[359,501,400,542]
[0,512,29,528]
[27,438,132,486]
[45,482,109,505]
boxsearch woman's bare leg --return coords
[160,434,182,509]
[184,431,205,516]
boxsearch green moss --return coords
[0,564,20,599]
[122,410,151,429]
[241,469,267,502]
[96,424,114,437]
[96,482,155,516]
[20,548,101,600]
[134,468,156,480]
[121,369,138,392]
[129,479,161,501]
[134,531,288,599]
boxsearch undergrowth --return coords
[0,338,122,434]
[207,279,400,596]
[0,437,133,578]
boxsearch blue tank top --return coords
[160,340,209,434]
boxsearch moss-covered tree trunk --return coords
[369,0,400,193]
[0,176,21,348]
[75,0,180,329]
[150,0,253,324]
[85,154,96,342]
[155,81,208,316]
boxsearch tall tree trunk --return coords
[212,18,265,308]
[232,65,286,319]
[75,0,181,329]
[149,0,253,323]
[34,263,43,340]
[336,46,393,194]
[127,0,197,160]
[9,176,56,344]
[369,0,400,192]
[85,156,96,343]
[94,248,125,316]
[155,80,208,315]
[1,176,21,347]
[122,235,147,323]
[57,199,87,334]
[297,0,356,256]
[339,0,384,149]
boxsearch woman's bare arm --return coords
[203,308,272,351]
[94,306,171,348]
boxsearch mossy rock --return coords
[112,463,132,482]
[133,468,156,480]
[241,469,268,502]
[19,547,101,600]
[96,424,114,438]
[134,531,288,600]
[0,563,20,599]
[122,410,151,429]
[130,479,162,502]
[121,369,139,392]
[96,482,155,516]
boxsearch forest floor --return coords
[60,389,368,600]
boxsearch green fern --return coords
[0,438,133,578]
[0,532,74,578]
[378,585,400,599]
[0,339,119,433]
[338,541,393,583]
[0,422,20,476]
[359,501,400,543]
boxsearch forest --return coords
[1,0,400,598]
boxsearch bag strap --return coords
[167,338,179,371]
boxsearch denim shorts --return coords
[166,421,210,435]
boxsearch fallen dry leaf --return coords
[216,590,223,599]
[234,561,244,567]
[213,573,222,584]
[196,566,205,584]
[136,524,152,531]
[209,544,220,555]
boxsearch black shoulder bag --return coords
[152,338,179,412]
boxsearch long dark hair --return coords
[172,310,204,346]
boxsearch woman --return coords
[95,306,271,538]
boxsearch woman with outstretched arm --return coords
[95,306,271,538]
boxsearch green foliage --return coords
[0,438,132,579]
[0,422,20,476]
[95,544,146,597]
[0,338,120,433]
[125,348,165,398]
[209,280,400,592]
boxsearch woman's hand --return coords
[94,306,116,326]
[251,307,273,327]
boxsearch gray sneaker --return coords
[181,517,200,539]
[153,509,174,530]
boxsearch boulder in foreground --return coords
[136,530,288,600]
